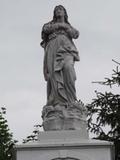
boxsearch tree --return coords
[0,107,17,160]
[87,60,120,160]
[23,124,42,143]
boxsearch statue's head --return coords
[53,5,69,23]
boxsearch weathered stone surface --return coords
[41,5,80,108]
[42,100,87,131]
[15,131,114,160]
[38,130,88,141]
[40,5,85,132]
[15,5,115,160]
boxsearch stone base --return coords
[15,130,114,160]
[42,101,87,131]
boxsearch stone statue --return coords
[41,5,80,106]
[41,5,87,132]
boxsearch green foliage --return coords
[87,60,120,159]
[87,91,120,141]
[23,124,42,143]
[93,61,120,87]
[0,107,17,160]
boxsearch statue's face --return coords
[55,6,65,18]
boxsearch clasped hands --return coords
[52,22,71,32]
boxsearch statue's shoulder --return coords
[42,21,53,30]
[41,21,53,47]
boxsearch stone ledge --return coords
[15,131,114,160]
[15,130,113,150]
[16,141,113,150]
[38,130,88,141]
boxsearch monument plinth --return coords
[15,130,114,160]
[15,5,114,160]
[42,100,87,132]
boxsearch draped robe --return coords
[41,22,80,106]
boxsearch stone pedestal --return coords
[42,101,87,131]
[15,130,114,160]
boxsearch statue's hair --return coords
[52,5,70,24]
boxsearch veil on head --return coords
[53,5,70,24]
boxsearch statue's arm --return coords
[42,22,55,34]
[41,22,52,48]
[42,22,79,39]
[66,25,79,39]
[54,23,79,39]
[43,52,48,81]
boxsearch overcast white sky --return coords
[0,0,120,142]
